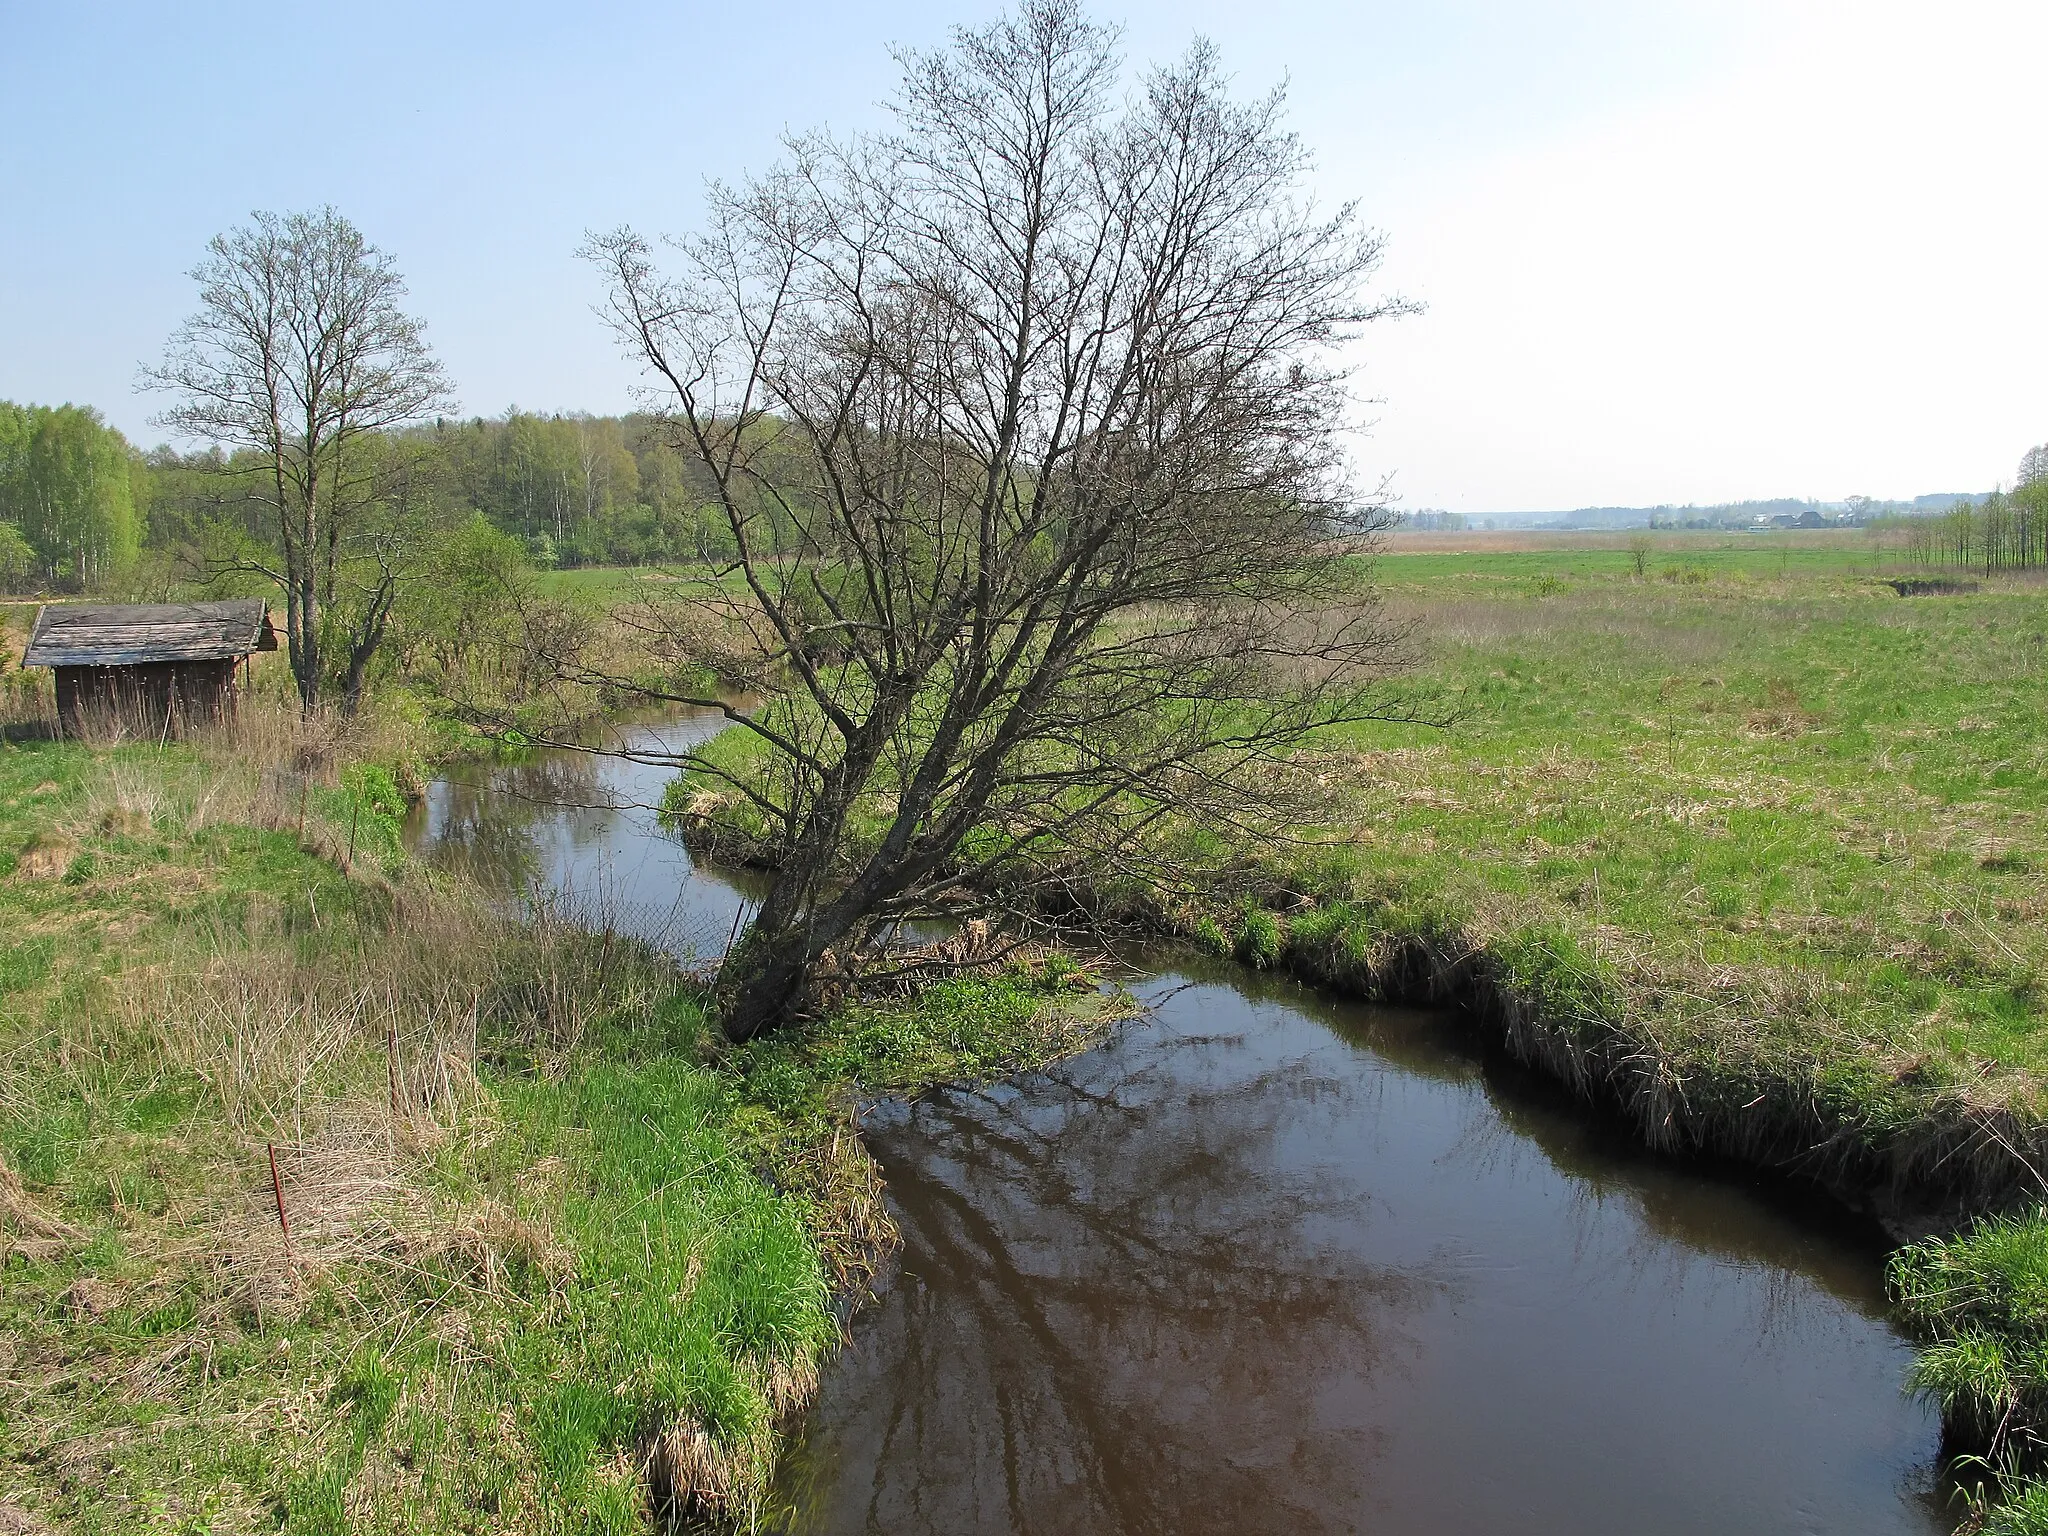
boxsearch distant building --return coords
[21,600,278,734]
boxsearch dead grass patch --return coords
[0,1156,83,1263]
[11,833,75,880]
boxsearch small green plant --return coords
[340,762,406,827]
[1982,1477,2048,1536]
[1234,904,1282,969]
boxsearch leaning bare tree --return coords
[578,0,1416,1039]
[145,207,453,713]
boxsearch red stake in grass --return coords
[267,1142,291,1252]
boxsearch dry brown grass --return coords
[58,855,686,1350]
[117,889,663,1138]
[11,832,76,880]
[0,605,52,737]
[0,1156,84,1265]
[1376,527,1875,555]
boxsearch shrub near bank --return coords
[0,717,1100,1532]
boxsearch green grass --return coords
[1234,544,2048,1143]
[1892,1208,2048,1531]
[0,725,1101,1532]
[1985,1483,2048,1536]
[533,565,674,602]
[1893,1212,2048,1429]
[726,967,1116,1133]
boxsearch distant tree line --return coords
[147,410,743,575]
[398,411,763,568]
[1893,444,2048,573]
[0,403,776,599]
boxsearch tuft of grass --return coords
[1983,1480,2048,1536]
[729,969,1113,1126]
[1892,1212,2048,1451]
[1233,905,1282,969]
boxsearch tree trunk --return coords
[715,929,828,1043]
[294,571,321,715]
[713,832,869,1041]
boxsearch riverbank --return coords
[665,543,2048,1515]
[0,712,1110,1532]
[676,554,2048,1209]
[1201,550,2047,1212]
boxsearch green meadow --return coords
[1305,530,2047,1112]
[11,530,2048,1528]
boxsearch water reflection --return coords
[772,966,1948,1536]
[405,716,1951,1536]
[405,710,769,961]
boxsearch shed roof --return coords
[21,601,279,669]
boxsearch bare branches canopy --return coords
[144,207,453,712]
[582,0,1417,1038]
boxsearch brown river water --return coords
[408,712,1952,1536]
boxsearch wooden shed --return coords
[22,600,278,733]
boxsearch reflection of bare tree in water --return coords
[423,754,609,893]
[408,719,774,962]
[773,974,1946,1536]
[773,1021,1455,1536]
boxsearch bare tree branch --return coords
[143,207,453,713]
[574,0,1423,1038]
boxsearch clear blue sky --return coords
[4,1,2042,512]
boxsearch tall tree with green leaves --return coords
[0,402,143,590]
[144,208,453,712]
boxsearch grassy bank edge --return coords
[0,725,1120,1534]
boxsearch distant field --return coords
[534,564,673,601]
[526,530,1913,603]
[1376,524,1897,571]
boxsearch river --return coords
[407,711,1951,1536]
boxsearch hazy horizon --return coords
[4,0,2043,515]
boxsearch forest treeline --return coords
[0,403,147,591]
[7,398,2048,602]
[0,404,759,597]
